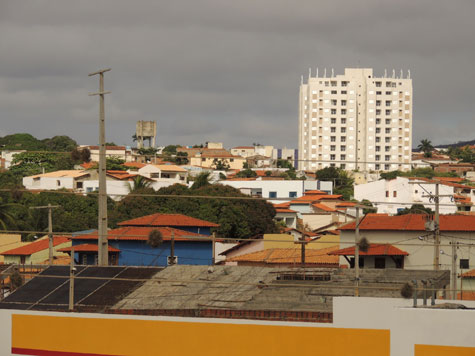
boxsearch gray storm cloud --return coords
[0,0,474,147]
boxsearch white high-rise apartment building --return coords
[298,68,412,172]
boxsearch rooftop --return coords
[58,244,121,252]
[329,243,409,256]
[117,213,219,228]
[339,214,475,232]
[30,170,90,179]
[1,236,69,256]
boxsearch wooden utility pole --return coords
[169,230,176,265]
[354,207,360,297]
[29,204,60,265]
[211,232,216,265]
[69,246,75,311]
[89,68,111,266]
[434,183,440,270]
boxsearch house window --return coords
[20,256,26,264]
[201,158,206,162]
[289,191,297,198]
[269,191,277,198]
[393,191,397,197]
[460,259,469,269]
[375,257,386,269]
[57,180,61,186]
[350,257,364,268]
[76,182,83,189]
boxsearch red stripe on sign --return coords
[11,348,117,356]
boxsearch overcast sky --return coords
[1,0,474,149]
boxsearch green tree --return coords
[0,197,17,230]
[397,204,434,216]
[162,145,181,155]
[129,175,153,192]
[212,158,230,171]
[191,172,211,190]
[41,135,77,152]
[9,152,72,177]
[236,169,257,178]
[417,139,434,158]
[315,167,354,200]
[277,159,293,169]
[0,133,47,151]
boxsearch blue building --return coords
[65,213,219,266]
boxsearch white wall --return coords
[23,176,75,190]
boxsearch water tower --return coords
[136,121,157,149]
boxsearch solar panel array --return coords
[0,265,161,311]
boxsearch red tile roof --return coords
[117,213,219,227]
[227,246,339,265]
[339,214,475,232]
[275,208,297,213]
[72,226,210,242]
[304,190,327,195]
[460,269,475,278]
[336,202,356,207]
[329,243,409,256]
[312,203,336,212]
[1,236,70,256]
[80,162,97,169]
[273,202,290,209]
[123,162,146,169]
[58,244,120,252]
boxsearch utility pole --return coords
[89,68,111,266]
[169,230,176,265]
[69,246,75,311]
[434,183,440,270]
[29,204,60,265]
[354,207,360,297]
[451,239,457,300]
[211,232,216,265]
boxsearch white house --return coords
[220,179,333,203]
[354,176,458,215]
[335,213,475,298]
[23,170,92,191]
[0,150,26,169]
[138,164,188,183]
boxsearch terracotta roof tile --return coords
[329,243,409,256]
[123,162,146,169]
[1,236,70,256]
[339,214,475,232]
[117,213,219,227]
[72,226,210,242]
[312,203,336,212]
[227,246,339,265]
[460,269,475,278]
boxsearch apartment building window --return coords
[330,163,336,167]
[375,164,380,170]
[325,81,329,86]
[330,145,336,151]
[269,191,277,198]
[375,137,381,143]
[340,164,346,169]
[331,118,337,124]
[331,136,336,142]
[331,90,337,94]
[385,110,391,115]
[340,154,346,160]
[385,137,391,143]
[386,81,392,87]
[341,109,347,115]
[341,81,348,87]
[341,100,347,106]
[375,146,381,152]
[331,127,336,133]
[330,154,336,160]
[385,100,391,107]
[376,118,381,124]
[386,191,389,197]
[376,109,381,115]
[385,164,390,170]
[341,127,346,133]
[375,128,381,134]
[376,91,382,95]
[331,109,337,114]
[331,99,337,105]
[341,118,346,124]
[385,119,391,125]
[375,155,381,161]
[376,100,381,107]
[385,155,390,161]
[385,128,391,134]
[341,145,346,151]
[393,191,397,197]
[331,81,337,87]
[341,136,346,142]
[376,81,382,87]
[341,90,347,95]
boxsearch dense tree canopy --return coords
[315,167,354,200]
[0,133,77,152]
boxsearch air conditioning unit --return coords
[167,256,178,265]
